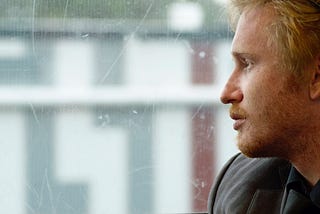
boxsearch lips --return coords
[232,118,246,130]
[229,109,247,130]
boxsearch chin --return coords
[239,148,269,158]
[237,136,285,159]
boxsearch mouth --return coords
[230,112,246,130]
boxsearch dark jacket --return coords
[207,153,307,214]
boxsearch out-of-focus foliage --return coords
[2,0,225,29]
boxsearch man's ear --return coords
[309,55,320,100]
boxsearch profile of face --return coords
[220,6,311,158]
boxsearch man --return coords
[208,0,320,213]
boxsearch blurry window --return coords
[0,1,238,213]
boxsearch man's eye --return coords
[240,58,253,66]
[239,58,254,72]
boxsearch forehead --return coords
[231,6,277,56]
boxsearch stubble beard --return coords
[235,105,297,159]
[236,107,308,160]
[237,132,289,159]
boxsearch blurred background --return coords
[0,0,238,213]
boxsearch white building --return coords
[0,17,237,214]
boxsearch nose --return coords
[220,71,243,104]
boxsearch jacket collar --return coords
[246,161,291,214]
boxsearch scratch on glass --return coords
[63,0,70,28]
[182,40,195,54]
[26,182,40,201]
[32,0,37,58]
[25,202,36,214]
[29,103,40,125]
[128,166,154,175]
[191,179,202,200]
[174,32,182,43]
[99,0,155,84]
[191,104,204,120]
[44,168,56,213]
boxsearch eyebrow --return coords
[231,52,256,60]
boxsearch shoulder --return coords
[208,153,291,213]
[218,153,290,179]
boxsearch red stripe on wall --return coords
[191,43,214,84]
[191,42,215,212]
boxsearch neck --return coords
[293,162,320,186]
[290,135,320,186]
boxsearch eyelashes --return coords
[238,57,254,72]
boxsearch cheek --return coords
[242,76,269,109]
[243,72,284,110]
[248,83,302,128]
[244,78,286,123]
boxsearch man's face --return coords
[220,6,311,158]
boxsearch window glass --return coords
[1,0,238,213]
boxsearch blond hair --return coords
[228,0,320,77]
